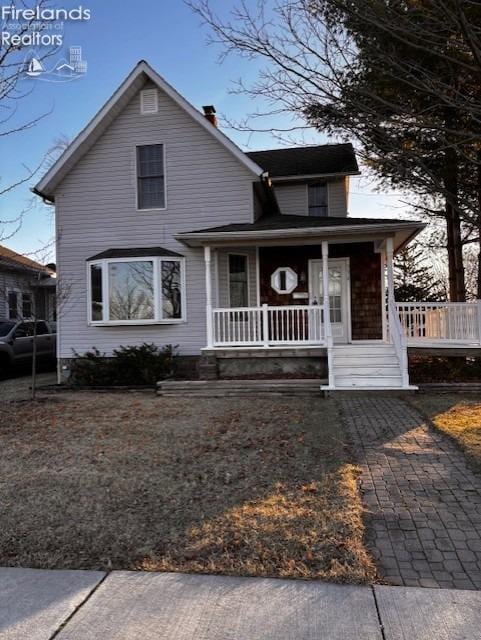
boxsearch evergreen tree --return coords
[394,245,444,302]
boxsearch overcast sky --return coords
[1,0,409,260]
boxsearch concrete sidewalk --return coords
[1,568,480,640]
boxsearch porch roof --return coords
[176,215,425,250]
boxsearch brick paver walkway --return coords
[342,396,481,590]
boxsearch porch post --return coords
[321,240,330,323]
[322,240,334,388]
[204,245,214,348]
[386,237,395,304]
[381,248,388,341]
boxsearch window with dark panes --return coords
[229,255,248,307]
[8,291,19,319]
[161,260,182,319]
[22,293,32,318]
[35,321,49,335]
[137,144,165,209]
[308,183,328,216]
[90,264,103,321]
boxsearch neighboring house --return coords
[33,61,481,390]
[0,245,56,322]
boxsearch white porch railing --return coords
[396,302,481,345]
[212,304,325,347]
[389,298,409,387]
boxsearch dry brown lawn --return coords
[0,391,375,583]
[412,394,481,470]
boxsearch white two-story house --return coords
[34,61,481,390]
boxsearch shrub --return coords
[70,343,178,387]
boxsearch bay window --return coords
[88,255,184,324]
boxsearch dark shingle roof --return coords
[87,247,183,261]
[184,215,419,235]
[246,143,359,178]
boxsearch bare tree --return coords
[0,0,60,239]
[189,0,481,300]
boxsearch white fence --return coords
[396,302,481,345]
[212,304,325,347]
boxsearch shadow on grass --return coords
[0,392,375,583]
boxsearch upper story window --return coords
[137,144,165,209]
[88,255,184,325]
[229,254,248,307]
[308,183,328,216]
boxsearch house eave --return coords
[176,221,425,249]
[270,170,361,183]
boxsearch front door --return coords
[309,258,350,343]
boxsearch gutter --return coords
[270,170,361,182]
[31,186,54,204]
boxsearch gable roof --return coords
[0,245,54,275]
[34,61,264,202]
[246,144,359,179]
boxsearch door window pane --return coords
[229,255,248,307]
[161,260,182,319]
[108,261,154,320]
[319,267,342,323]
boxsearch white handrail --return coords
[389,297,409,388]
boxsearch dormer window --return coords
[308,183,328,216]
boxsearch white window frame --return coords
[227,252,250,308]
[307,182,328,217]
[7,289,33,320]
[7,289,21,319]
[86,256,186,326]
[135,143,167,211]
[271,267,298,294]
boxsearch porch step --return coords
[334,375,404,388]
[157,378,326,398]
[325,342,414,391]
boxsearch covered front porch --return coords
[178,215,481,389]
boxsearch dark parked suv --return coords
[0,320,56,378]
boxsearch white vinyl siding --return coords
[328,179,348,217]
[54,81,256,357]
[274,184,308,216]
[274,179,349,217]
